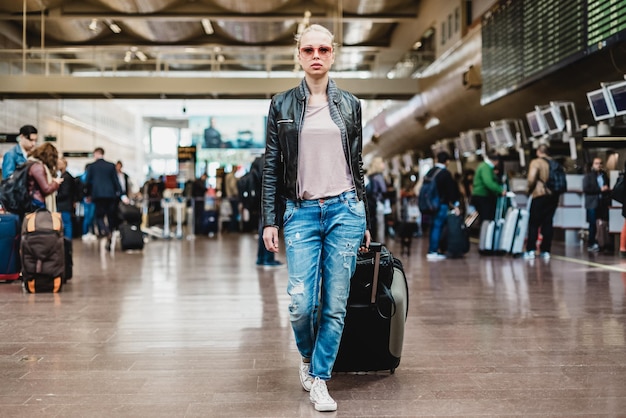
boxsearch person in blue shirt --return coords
[2,125,38,179]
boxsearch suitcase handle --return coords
[366,242,382,305]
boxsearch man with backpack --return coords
[2,125,38,179]
[524,144,566,260]
[420,151,461,260]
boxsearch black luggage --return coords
[0,213,21,281]
[119,223,144,251]
[63,237,73,282]
[445,212,470,258]
[200,210,219,235]
[118,203,142,225]
[21,210,65,293]
[334,243,409,373]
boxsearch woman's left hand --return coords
[360,230,371,252]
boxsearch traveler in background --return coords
[56,157,77,239]
[471,152,506,225]
[85,147,122,252]
[80,163,97,241]
[224,169,240,232]
[191,173,207,234]
[27,142,63,211]
[115,161,131,201]
[2,125,38,179]
[583,157,610,253]
[366,157,387,242]
[425,151,461,260]
[523,144,559,260]
[261,24,370,413]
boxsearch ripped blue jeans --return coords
[283,190,366,380]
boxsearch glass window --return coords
[455,8,460,32]
[150,126,179,154]
[448,14,452,39]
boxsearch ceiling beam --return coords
[0,75,420,100]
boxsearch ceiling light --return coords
[135,51,148,61]
[412,41,422,50]
[201,19,214,35]
[124,51,132,63]
[108,21,122,34]
[88,19,98,32]
[217,54,225,63]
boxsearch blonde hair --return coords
[295,24,335,49]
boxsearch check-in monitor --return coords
[484,126,498,149]
[587,88,615,121]
[493,123,514,148]
[540,106,564,134]
[525,110,546,137]
[607,81,626,117]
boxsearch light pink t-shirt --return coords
[298,102,353,200]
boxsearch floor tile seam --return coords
[551,255,626,273]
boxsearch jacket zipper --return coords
[336,103,360,202]
[295,98,306,200]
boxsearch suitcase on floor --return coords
[0,213,21,281]
[119,223,144,251]
[499,207,529,256]
[446,212,470,258]
[334,243,409,373]
[596,218,609,249]
[63,238,73,282]
[21,210,65,293]
[200,210,219,235]
[478,197,506,255]
[118,203,142,226]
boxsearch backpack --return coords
[418,168,442,214]
[0,161,36,215]
[543,158,567,195]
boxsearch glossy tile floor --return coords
[1,232,626,417]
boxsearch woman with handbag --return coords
[27,142,64,212]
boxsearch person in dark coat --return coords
[424,151,461,260]
[85,147,122,251]
[583,157,611,253]
[56,157,77,239]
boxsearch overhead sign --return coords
[0,133,18,143]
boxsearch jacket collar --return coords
[296,78,340,104]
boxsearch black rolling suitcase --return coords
[445,212,470,258]
[333,243,409,373]
[119,223,144,251]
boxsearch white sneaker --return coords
[522,251,535,260]
[426,252,446,260]
[539,252,550,260]
[310,377,337,412]
[299,359,313,392]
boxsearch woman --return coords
[261,24,370,413]
[27,142,63,211]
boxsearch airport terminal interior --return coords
[2,0,626,416]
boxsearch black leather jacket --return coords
[262,78,370,230]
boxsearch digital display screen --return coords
[541,108,563,134]
[526,111,545,136]
[485,127,498,148]
[587,88,614,121]
[608,82,626,116]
